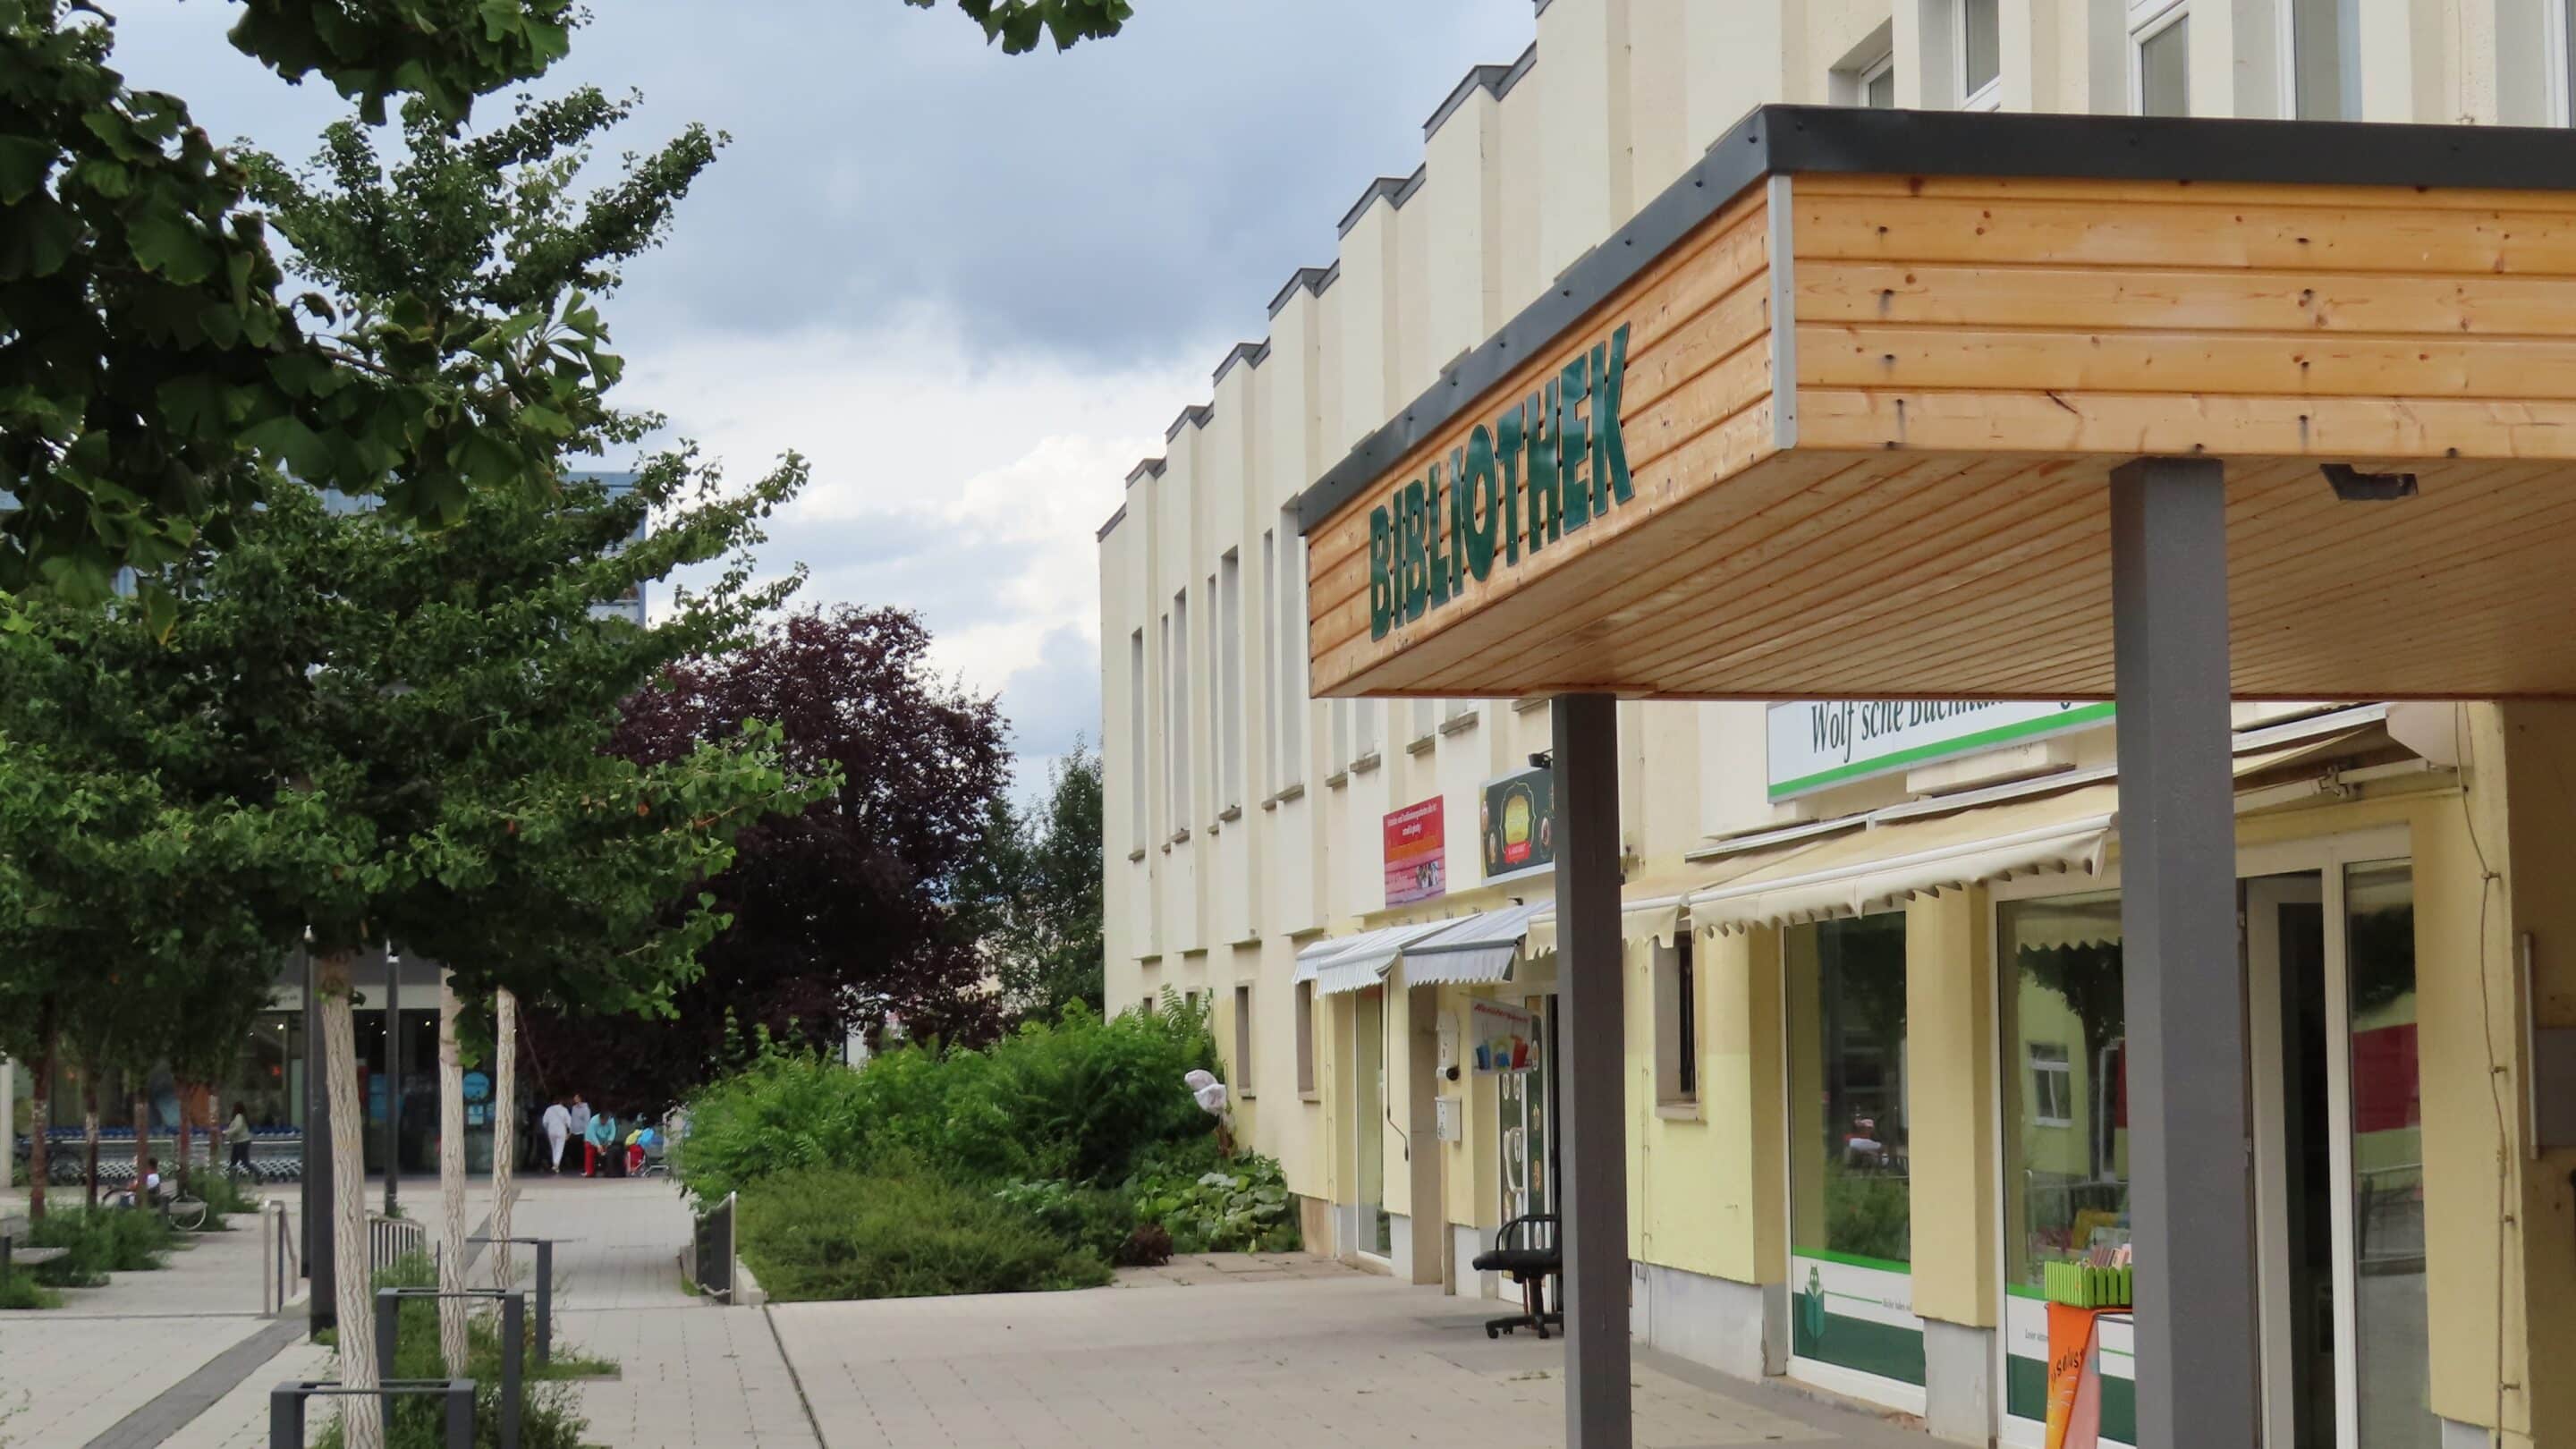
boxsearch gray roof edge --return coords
[1267,265,1335,318]
[1336,174,1414,238]
[1424,62,1517,141]
[1212,340,1273,387]
[1163,402,1213,444]
[1096,503,1128,541]
[1497,41,1538,98]
[1124,456,1165,486]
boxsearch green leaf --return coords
[0,136,56,204]
[128,206,220,285]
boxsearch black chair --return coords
[1472,1213,1562,1340]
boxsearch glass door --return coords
[1352,986,1389,1258]
[2342,863,2434,1449]
[2247,873,2334,1449]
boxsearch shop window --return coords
[1784,912,1919,1385]
[1233,984,1255,1097]
[2133,1,2190,117]
[2346,861,2431,1445]
[1294,980,1318,1096]
[1654,935,1698,1104]
[2028,1043,2074,1125]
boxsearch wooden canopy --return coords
[1294,106,2576,702]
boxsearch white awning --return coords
[1294,919,1455,996]
[1400,902,1553,987]
[1690,784,2120,935]
[1526,894,1689,956]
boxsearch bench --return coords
[0,1215,70,1274]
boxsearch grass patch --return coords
[739,1161,1113,1302]
[24,1208,174,1285]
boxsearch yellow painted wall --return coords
[1622,925,1786,1287]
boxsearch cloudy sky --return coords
[119,0,1540,792]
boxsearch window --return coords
[2029,1043,2074,1125]
[2133,2,2190,116]
[1411,698,1436,744]
[1356,699,1381,761]
[1960,0,2001,107]
[1260,530,1279,794]
[2345,862,2431,1446]
[1233,984,1255,1097]
[1862,52,1896,109]
[1219,551,1243,810]
[1331,700,1352,777]
[1168,590,1191,829]
[1785,913,1911,1273]
[1206,572,1219,815]
[1183,989,1199,1013]
[1295,980,1317,1095]
[1655,935,1699,1103]
[2288,0,2348,120]
[1143,995,1157,1015]
[1129,630,1148,843]
[1274,512,1306,789]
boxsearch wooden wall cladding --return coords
[1304,188,1779,699]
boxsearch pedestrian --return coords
[225,1106,254,1175]
[584,1106,614,1179]
[568,1094,591,1174]
[540,1097,572,1174]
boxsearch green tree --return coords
[964,744,1106,1019]
[0,0,1132,597]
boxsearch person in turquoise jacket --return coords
[584,1109,617,1178]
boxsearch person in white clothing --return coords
[541,1097,574,1174]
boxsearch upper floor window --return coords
[1961,0,2002,108]
[2133,1,2190,116]
[1862,53,1897,109]
[1129,630,1148,843]
[2287,0,2349,121]
[1219,551,1243,812]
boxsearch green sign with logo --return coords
[1368,324,1635,640]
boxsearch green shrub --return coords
[1128,1152,1299,1255]
[989,1178,1137,1260]
[26,1208,174,1284]
[189,1170,264,1227]
[1821,1163,1911,1264]
[739,1163,1113,1302]
[680,998,1221,1202]
[0,1268,62,1310]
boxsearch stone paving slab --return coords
[0,1315,267,1446]
[158,1335,335,1449]
[769,1272,1925,1449]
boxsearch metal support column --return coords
[2108,456,2258,1449]
[1550,693,1631,1449]
[384,949,401,1216]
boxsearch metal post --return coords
[267,1384,302,1449]
[500,1288,524,1449]
[533,1240,551,1365]
[304,952,335,1337]
[376,1286,402,1436]
[444,1378,474,1449]
[384,948,401,1216]
[1550,693,1631,1449]
[2108,456,2257,1449]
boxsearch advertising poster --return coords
[1469,998,1537,1074]
[1384,798,1446,907]
[1479,766,1555,885]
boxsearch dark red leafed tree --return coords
[522,606,1011,1111]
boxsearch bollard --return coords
[468,1234,554,1364]
[268,1379,474,1449]
[375,1286,527,1449]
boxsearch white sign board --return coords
[1766,700,2114,801]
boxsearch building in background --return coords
[1098,4,2576,1445]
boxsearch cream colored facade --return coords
[1098,4,2576,1445]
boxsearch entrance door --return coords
[1352,986,1389,1258]
[2248,874,2336,1449]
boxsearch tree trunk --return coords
[28,1030,52,1220]
[132,1092,149,1196]
[176,1091,195,1195]
[490,988,518,1304]
[318,950,383,1449]
[81,1081,98,1210]
[436,975,468,1378]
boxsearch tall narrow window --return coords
[1356,699,1381,761]
[1157,614,1174,835]
[1219,551,1243,811]
[2289,0,2348,120]
[1129,629,1148,844]
[1233,984,1255,1097]
[1169,589,1191,829]
[2133,2,2190,116]
[1411,698,1436,744]
[1961,0,2001,107]
[1294,980,1317,1095]
[1276,513,1306,787]
[1331,700,1352,777]
[1784,912,1914,1384]
[1260,530,1279,795]
[1656,934,1699,1103]
[1206,572,1218,815]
